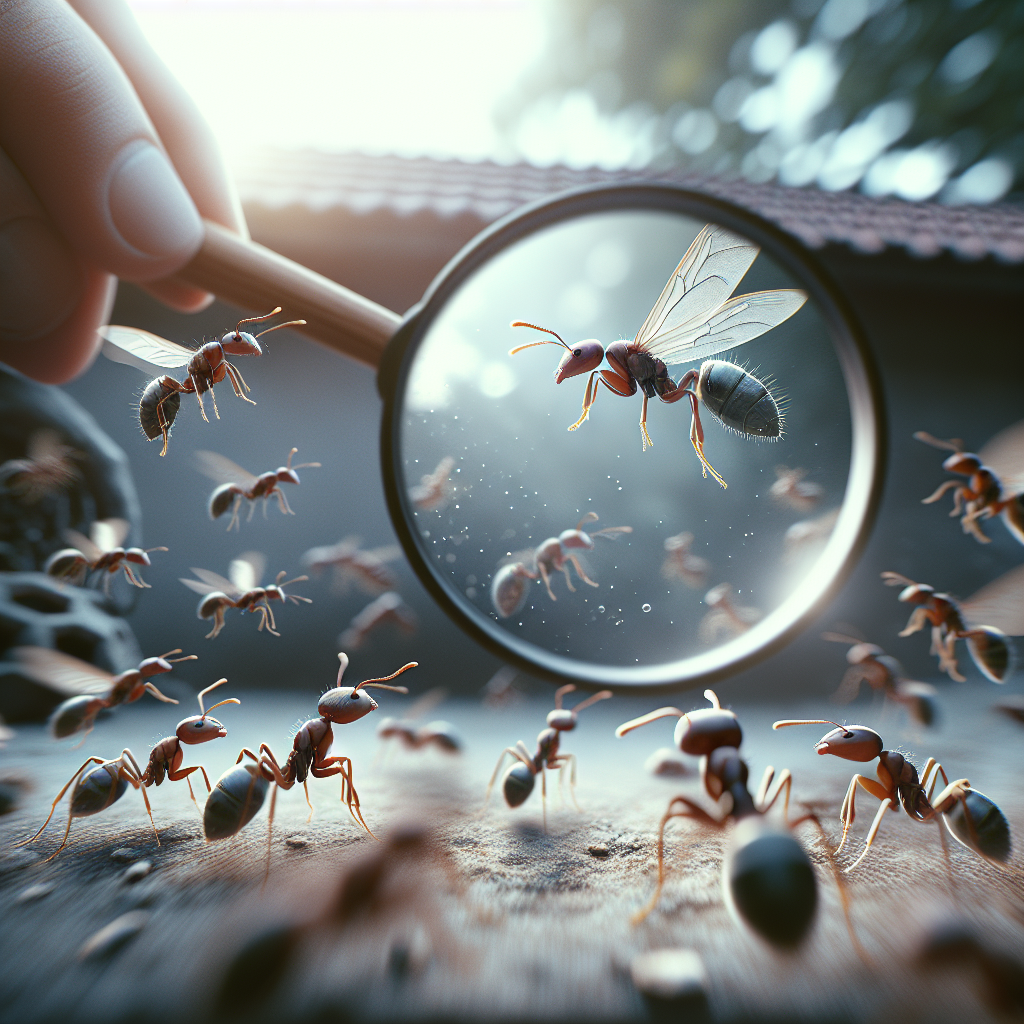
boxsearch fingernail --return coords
[107,140,202,263]
[0,217,84,342]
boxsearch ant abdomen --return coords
[725,817,817,947]
[204,762,269,841]
[503,762,535,807]
[944,789,1012,864]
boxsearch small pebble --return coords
[588,844,610,858]
[645,747,691,778]
[0,848,40,875]
[110,848,137,864]
[16,882,56,904]
[630,948,708,1001]
[285,835,309,849]
[122,860,152,884]
[78,911,149,961]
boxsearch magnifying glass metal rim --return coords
[378,182,886,694]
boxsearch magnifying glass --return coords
[167,183,883,694]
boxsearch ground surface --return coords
[0,690,1022,1023]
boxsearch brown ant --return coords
[915,425,1024,545]
[699,583,761,643]
[100,309,305,456]
[377,689,462,755]
[302,536,401,595]
[339,592,418,650]
[769,465,823,511]
[15,646,196,740]
[195,447,321,531]
[660,531,710,588]
[408,455,456,511]
[44,517,166,590]
[0,430,80,503]
[881,569,1023,683]
[616,690,829,947]
[485,684,611,828]
[16,679,239,860]
[180,552,311,638]
[773,718,1012,873]
[822,631,937,727]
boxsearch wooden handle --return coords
[170,219,401,370]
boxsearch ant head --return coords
[846,642,884,665]
[898,583,934,605]
[219,330,262,356]
[557,528,593,551]
[548,684,611,730]
[123,548,152,566]
[555,340,604,383]
[139,649,196,678]
[546,709,577,731]
[942,452,981,476]
[704,583,733,609]
[276,467,301,486]
[176,714,228,744]
[318,686,378,724]
[814,725,883,761]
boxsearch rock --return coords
[645,747,692,777]
[587,844,610,858]
[284,835,309,849]
[78,910,149,961]
[630,947,709,1002]
[110,848,138,864]
[16,882,56,903]
[122,860,153,884]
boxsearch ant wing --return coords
[635,224,760,351]
[194,450,258,489]
[99,326,194,370]
[91,518,130,554]
[230,552,265,591]
[27,429,71,462]
[643,288,808,367]
[364,544,402,563]
[979,419,1024,497]
[13,646,113,696]
[63,527,102,563]
[186,568,240,597]
[961,563,1024,636]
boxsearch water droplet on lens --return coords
[597,605,605,613]
[642,603,652,613]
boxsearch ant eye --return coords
[573,349,581,357]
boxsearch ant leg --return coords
[167,766,206,812]
[837,774,891,855]
[537,563,557,602]
[560,753,580,811]
[844,798,894,873]
[558,562,577,593]
[756,766,795,822]
[227,496,242,532]
[206,607,226,640]
[189,377,211,423]
[639,393,653,451]
[14,757,105,847]
[303,779,313,822]
[897,607,929,638]
[119,751,159,846]
[224,361,256,404]
[483,747,527,807]
[633,796,722,925]
[541,766,547,833]
[961,513,991,544]
[686,392,727,488]
[566,554,599,588]
[263,785,278,889]
[276,489,294,516]
[921,480,962,506]
[567,371,601,432]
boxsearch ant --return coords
[485,684,611,828]
[773,718,1011,873]
[660,531,710,588]
[699,583,761,643]
[16,679,239,861]
[915,427,1024,546]
[0,429,80,503]
[769,465,823,511]
[408,455,456,511]
[881,570,1017,683]
[180,553,311,638]
[377,689,462,755]
[44,518,166,590]
[822,631,938,727]
[339,592,418,650]
[15,646,196,740]
[101,309,305,456]
[302,536,401,595]
[196,447,321,531]
[616,690,829,947]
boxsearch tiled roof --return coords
[236,150,1024,265]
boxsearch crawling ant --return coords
[100,309,305,456]
[15,646,195,740]
[377,689,462,755]
[206,655,415,859]
[773,718,1011,872]
[302,536,401,595]
[822,631,937,727]
[882,568,1023,683]
[616,690,828,947]
[196,448,320,530]
[408,456,456,511]
[769,465,823,511]
[915,424,1024,545]
[510,224,806,482]
[44,518,166,590]
[180,552,311,638]
[16,679,239,860]
[0,430,80,503]
[485,684,611,828]
[339,592,418,650]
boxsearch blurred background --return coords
[2,0,1022,711]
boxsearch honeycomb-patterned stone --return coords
[0,573,140,723]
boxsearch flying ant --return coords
[408,456,457,511]
[484,684,611,829]
[180,552,311,638]
[822,631,937,727]
[195,447,321,530]
[205,655,415,874]
[772,718,1012,873]
[769,465,823,511]
[44,518,166,590]
[660,531,710,588]
[0,430,80,503]
[699,583,761,644]
[881,567,1024,683]
[100,308,305,456]
[339,592,418,650]
[510,224,806,485]
[302,536,401,595]
[616,690,830,947]
[915,422,1024,545]
[377,688,462,755]
[16,678,239,861]
[15,646,195,740]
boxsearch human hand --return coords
[0,0,246,383]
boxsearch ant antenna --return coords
[355,661,418,694]
[704,689,721,709]
[284,448,321,471]
[615,706,684,737]
[881,571,916,587]
[158,649,198,664]
[772,719,847,731]
[197,678,240,718]
[822,631,864,646]
[336,652,350,686]
[554,684,576,710]
[913,431,964,453]
[255,319,307,338]
[574,512,600,532]
[509,321,572,356]
[571,689,613,714]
